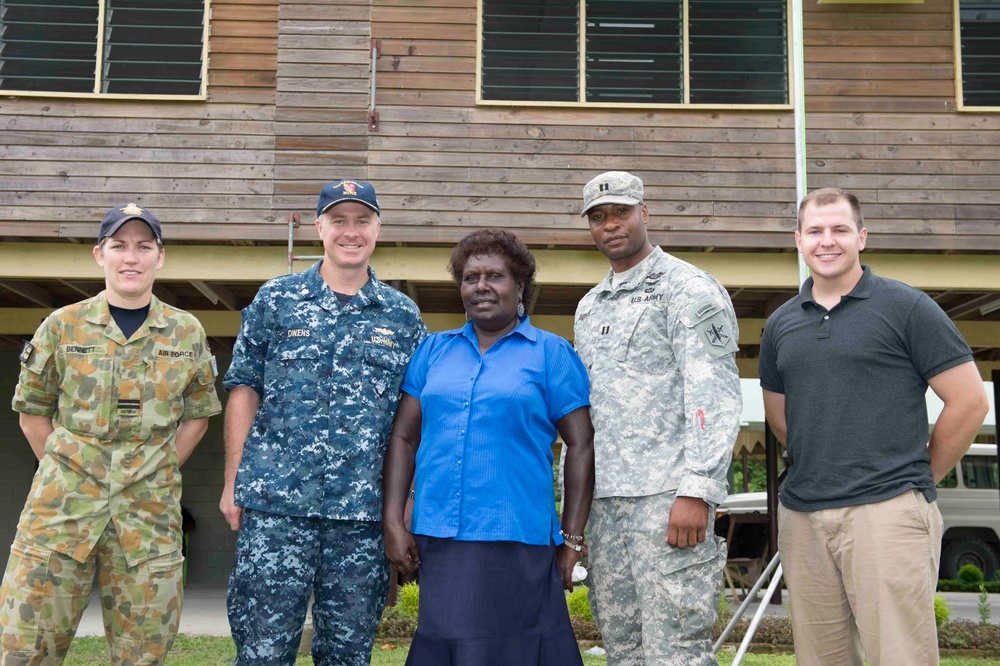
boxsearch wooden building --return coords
[0,0,998,582]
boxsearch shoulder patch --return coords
[686,298,723,324]
[19,341,34,364]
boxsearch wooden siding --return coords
[804,0,1000,251]
[0,0,280,240]
[0,0,997,251]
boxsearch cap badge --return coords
[121,203,144,216]
[342,181,358,196]
[599,183,610,192]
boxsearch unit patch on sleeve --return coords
[19,341,34,364]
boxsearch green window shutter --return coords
[689,0,788,104]
[481,0,578,102]
[102,0,204,95]
[960,0,1000,107]
[585,0,682,103]
[0,0,99,92]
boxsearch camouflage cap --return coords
[580,171,644,216]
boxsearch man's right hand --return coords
[220,484,243,531]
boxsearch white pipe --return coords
[792,0,809,288]
[733,563,785,666]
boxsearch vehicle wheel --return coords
[941,538,999,580]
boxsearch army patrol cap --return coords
[99,203,163,243]
[317,180,381,217]
[581,171,644,216]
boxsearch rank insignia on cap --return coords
[19,341,34,364]
[705,323,731,347]
[121,202,144,216]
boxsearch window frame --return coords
[475,0,794,110]
[0,0,211,100]
[954,0,1000,112]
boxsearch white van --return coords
[718,443,1000,580]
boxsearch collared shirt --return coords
[403,317,590,545]
[12,292,221,566]
[575,247,742,504]
[759,265,974,511]
[224,261,427,520]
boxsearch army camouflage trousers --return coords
[588,493,727,666]
[0,524,183,666]
[227,509,389,666]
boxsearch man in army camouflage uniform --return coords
[220,180,426,666]
[1,204,222,666]
[574,172,742,665]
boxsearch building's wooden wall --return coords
[0,0,280,241]
[369,0,797,249]
[1,0,997,251]
[804,0,1000,251]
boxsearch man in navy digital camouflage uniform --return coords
[220,180,427,665]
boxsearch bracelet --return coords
[407,489,415,499]
[560,530,584,542]
[562,541,583,552]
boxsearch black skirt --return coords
[405,536,583,666]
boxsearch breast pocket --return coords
[59,349,113,437]
[613,308,649,362]
[361,344,406,413]
[145,357,195,431]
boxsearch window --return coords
[478,0,789,107]
[960,455,999,489]
[0,0,208,98]
[957,0,1000,109]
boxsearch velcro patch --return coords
[686,298,722,324]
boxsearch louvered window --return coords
[0,0,207,97]
[958,0,1000,108]
[480,0,788,107]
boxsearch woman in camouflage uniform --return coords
[0,204,222,666]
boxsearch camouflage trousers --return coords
[227,509,389,666]
[0,523,183,666]
[588,493,727,666]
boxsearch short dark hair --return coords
[449,228,536,307]
[797,188,864,230]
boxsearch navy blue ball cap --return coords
[99,203,162,243]
[316,180,380,217]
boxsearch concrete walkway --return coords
[75,584,1000,638]
[732,590,1000,625]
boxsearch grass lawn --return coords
[61,636,999,665]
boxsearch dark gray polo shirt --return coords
[759,266,973,511]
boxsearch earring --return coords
[517,300,526,318]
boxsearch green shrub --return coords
[567,585,593,623]
[958,563,985,585]
[376,604,416,639]
[934,595,951,628]
[396,582,420,620]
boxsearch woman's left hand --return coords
[385,523,421,576]
[556,543,585,591]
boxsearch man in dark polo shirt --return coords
[758,187,990,666]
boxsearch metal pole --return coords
[714,551,782,653]
[733,563,785,666]
[791,0,809,286]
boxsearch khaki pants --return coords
[0,524,183,666]
[778,490,943,666]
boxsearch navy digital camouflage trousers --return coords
[227,510,389,666]
[588,493,727,666]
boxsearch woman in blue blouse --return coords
[383,228,595,665]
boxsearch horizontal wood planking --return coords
[1,0,998,253]
[0,0,279,234]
